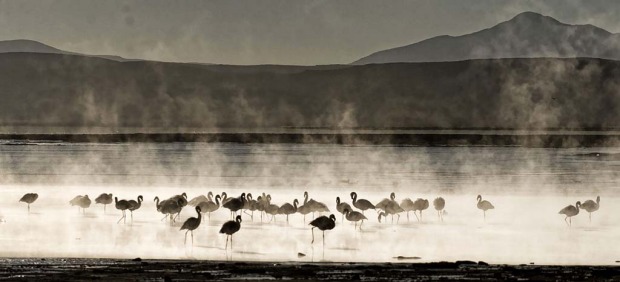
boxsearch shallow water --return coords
[0,142,618,264]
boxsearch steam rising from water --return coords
[0,142,618,264]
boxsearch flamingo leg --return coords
[311,227,315,244]
[225,235,229,250]
[414,211,420,222]
[117,211,125,224]
[161,214,168,221]
[570,217,572,227]
[360,220,364,231]
[589,212,592,223]
[184,230,188,245]
[191,231,194,246]
[104,204,106,212]
[28,204,30,213]
[322,231,325,250]
[484,210,486,222]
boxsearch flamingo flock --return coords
[14,191,602,255]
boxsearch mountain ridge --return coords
[0,39,128,62]
[353,12,620,64]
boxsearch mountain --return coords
[0,52,619,131]
[0,39,127,61]
[0,39,73,54]
[353,12,620,64]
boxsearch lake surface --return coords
[1,142,619,195]
[0,142,618,264]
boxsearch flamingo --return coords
[343,208,368,230]
[476,195,494,221]
[376,192,396,211]
[220,215,242,251]
[310,214,336,249]
[412,198,429,222]
[154,196,167,220]
[303,191,330,218]
[433,197,446,222]
[221,192,232,206]
[197,194,221,221]
[264,196,280,222]
[559,201,581,227]
[188,194,209,206]
[154,196,184,224]
[336,197,352,222]
[70,195,91,214]
[180,206,202,246]
[278,199,299,223]
[19,193,38,213]
[350,192,375,214]
[115,197,131,224]
[169,193,188,208]
[256,194,271,222]
[581,196,600,222]
[127,195,143,222]
[400,198,415,221]
[95,193,113,212]
[243,193,259,221]
[380,199,404,224]
[166,198,185,224]
[297,202,313,223]
[223,193,246,218]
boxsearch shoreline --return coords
[2,132,620,147]
[1,258,619,280]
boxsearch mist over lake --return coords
[1,142,618,195]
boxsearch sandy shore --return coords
[1,258,619,281]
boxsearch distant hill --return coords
[0,39,127,61]
[353,12,620,64]
[0,39,72,54]
[0,52,619,131]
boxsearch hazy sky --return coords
[0,0,619,65]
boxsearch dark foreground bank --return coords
[1,258,619,281]
[3,132,620,147]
